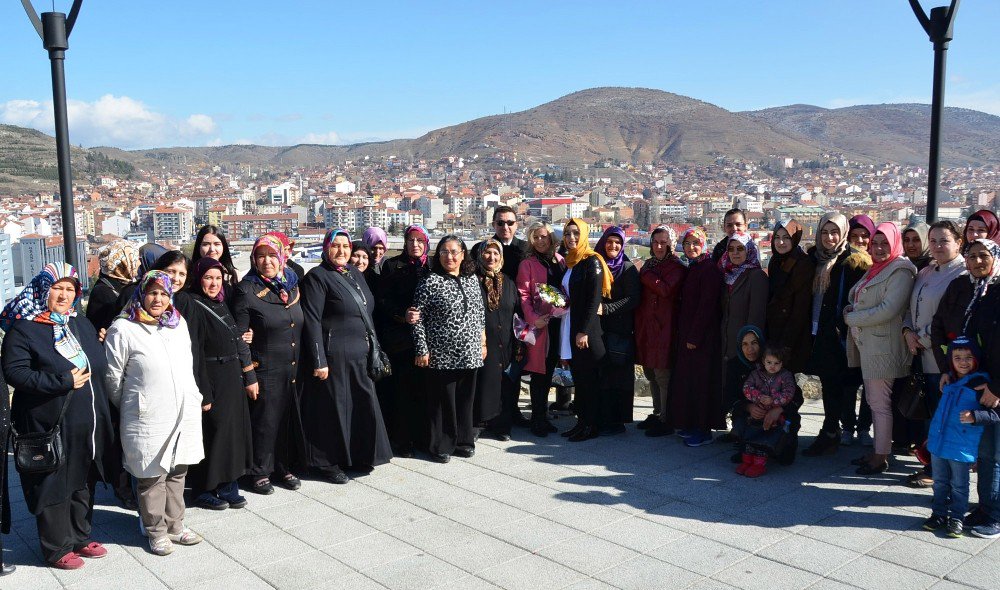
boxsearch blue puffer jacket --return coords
[928,372,992,463]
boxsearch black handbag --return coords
[11,386,76,474]
[894,356,930,421]
[332,271,392,382]
[604,332,634,366]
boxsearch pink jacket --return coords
[742,368,796,408]
[517,253,565,375]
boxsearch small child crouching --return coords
[733,345,797,477]
[923,336,997,538]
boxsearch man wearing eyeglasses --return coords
[472,206,525,279]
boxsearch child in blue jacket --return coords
[923,336,998,537]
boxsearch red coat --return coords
[634,256,687,369]
[516,254,565,375]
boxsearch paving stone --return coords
[285,511,379,550]
[589,515,687,553]
[636,500,726,532]
[827,554,939,590]
[347,497,436,532]
[63,566,170,590]
[442,499,534,531]
[182,569,274,590]
[488,515,584,552]
[593,554,701,589]
[943,552,1000,590]
[425,531,528,574]
[477,553,585,590]
[434,576,505,590]
[324,532,422,572]
[756,535,861,576]
[255,496,340,530]
[365,552,468,590]
[651,534,752,577]
[695,519,793,553]
[713,555,822,590]
[215,529,314,570]
[868,534,970,577]
[390,515,482,552]
[537,501,630,532]
[561,578,621,590]
[252,550,356,590]
[537,535,640,576]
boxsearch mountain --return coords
[744,103,1000,166]
[0,124,89,193]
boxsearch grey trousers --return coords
[137,465,188,540]
[643,367,671,423]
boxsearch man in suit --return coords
[472,205,525,279]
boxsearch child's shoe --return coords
[744,455,767,478]
[922,514,947,531]
[946,518,964,538]
[735,453,754,475]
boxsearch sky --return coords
[2,1,998,150]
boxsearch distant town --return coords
[1,148,998,304]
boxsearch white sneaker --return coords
[858,431,874,447]
[840,430,855,446]
[149,537,173,556]
[168,528,203,546]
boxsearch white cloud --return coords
[0,94,217,148]
[299,131,341,144]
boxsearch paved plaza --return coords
[4,395,999,590]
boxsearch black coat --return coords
[300,265,392,469]
[85,274,129,332]
[765,249,816,373]
[476,276,519,424]
[806,248,870,378]
[931,277,1000,382]
[1,316,115,514]
[232,279,304,387]
[472,236,526,280]
[376,254,429,354]
[186,293,254,491]
[567,256,605,361]
[0,369,10,534]
[600,260,641,423]
[286,259,306,283]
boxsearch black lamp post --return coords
[21,0,84,269]
[909,0,960,223]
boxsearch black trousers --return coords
[36,485,93,563]
[487,371,520,435]
[528,320,561,420]
[819,367,866,435]
[571,353,602,429]
[381,349,427,450]
[426,368,478,455]
[249,369,297,479]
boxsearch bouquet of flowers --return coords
[537,283,569,318]
[512,314,537,345]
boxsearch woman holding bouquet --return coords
[516,221,566,437]
[560,218,613,442]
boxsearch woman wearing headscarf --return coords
[376,225,431,457]
[902,220,966,487]
[264,231,305,281]
[559,218,612,442]
[476,239,521,441]
[105,271,204,556]
[350,241,377,290]
[719,232,768,374]
[595,226,641,433]
[191,225,240,290]
[765,220,815,374]
[413,236,486,461]
[848,214,876,252]
[669,228,725,443]
[903,221,932,271]
[844,222,917,474]
[517,221,566,437]
[933,238,1000,537]
[803,213,872,457]
[963,210,1000,252]
[635,226,685,435]
[362,226,389,273]
[185,258,256,509]
[87,240,140,333]
[0,264,115,569]
[232,234,304,495]
[301,229,392,482]
[115,243,168,311]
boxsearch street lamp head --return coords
[909,0,959,44]
[21,0,83,49]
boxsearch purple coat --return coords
[516,254,565,375]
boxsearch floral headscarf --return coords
[99,240,140,283]
[192,257,227,303]
[477,239,505,311]
[963,238,1000,333]
[563,218,613,298]
[404,225,430,267]
[119,270,181,328]
[322,228,352,273]
[718,231,761,288]
[813,212,849,294]
[678,227,708,267]
[0,263,88,369]
[248,234,298,303]
[595,226,629,279]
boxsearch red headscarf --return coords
[855,221,904,295]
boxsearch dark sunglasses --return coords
[494,220,516,227]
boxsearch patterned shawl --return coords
[98,240,140,283]
[963,238,1000,333]
[477,239,505,311]
[718,231,761,288]
[119,270,181,328]
[0,263,88,369]
[404,225,430,267]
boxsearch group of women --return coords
[3,205,1000,569]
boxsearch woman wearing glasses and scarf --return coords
[1,264,115,570]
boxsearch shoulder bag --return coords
[331,271,392,382]
[893,356,930,421]
[11,385,77,474]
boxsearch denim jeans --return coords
[931,455,973,520]
[978,423,1000,522]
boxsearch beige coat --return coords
[104,316,205,478]
[844,257,917,380]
